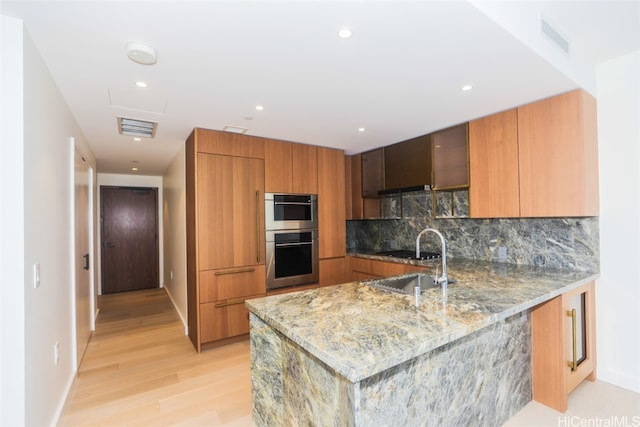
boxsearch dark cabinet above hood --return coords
[380,134,432,195]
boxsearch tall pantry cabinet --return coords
[186,129,266,352]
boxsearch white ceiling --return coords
[3,1,639,175]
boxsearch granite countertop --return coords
[245,257,598,383]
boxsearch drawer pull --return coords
[215,300,245,308]
[567,308,577,371]
[214,268,255,276]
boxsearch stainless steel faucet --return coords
[416,228,447,291]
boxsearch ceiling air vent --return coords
[117,117,157,138]
[540,16,570,55]
[223,125,248,134]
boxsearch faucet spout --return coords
[416,228,447,290]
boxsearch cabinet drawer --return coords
[199,265,266,303]
[200,295,264,343]
[350,257,373,273]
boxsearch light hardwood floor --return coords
[59,288,253,427]
[60,288,639,427]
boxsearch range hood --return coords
[379,134,432,195]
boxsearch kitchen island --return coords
[246,258,598,426]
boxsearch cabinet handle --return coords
[567,309,578,371]
[256,190,260,263]
[214,268,255,276]
[215,300,245,308]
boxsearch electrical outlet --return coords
[498,246,507,261]
[54,342,59,365]
[33,263,40,288]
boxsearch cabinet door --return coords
[361,148,384,198]
[319,257,349,286]
[468,109,520,218]
[200,295,263,343]
[265,139,293,193]
[292,143,318,194]
[384,135,431,191]
[517,90,599,217]
[318,147,346,259]
[432,123,469,190]
[197,153,265,270]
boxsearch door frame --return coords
[96,174,164,295]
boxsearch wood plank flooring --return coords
[59,288,253,427]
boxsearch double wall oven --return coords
[265,193,319,290]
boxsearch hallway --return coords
[59,289,252,426]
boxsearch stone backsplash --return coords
[347,191,599,272]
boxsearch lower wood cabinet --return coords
[349,256,427,280]
[200,295,264,342]
[319,257,349,286]
[532,280,596,412]
[199,265,266,345]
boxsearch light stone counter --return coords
[246,258,598,426]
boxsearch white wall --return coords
[96,173,164,295]
[596,50,640,393]
[1,15,26,427]
[162,145,188,332]
[0,15,97,426]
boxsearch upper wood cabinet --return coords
[346,153,381,220]
[384,135,432,192]
[265,139,317,194]
[317,147,346,259]
[469,109,520,218]
[432,123,469,190]
[361,148,384,198]
[517,89,599,217]
[469,89,599,218]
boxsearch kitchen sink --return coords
[368,273,455,295]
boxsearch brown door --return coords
[101,186,159,294]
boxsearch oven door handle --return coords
[273,202,312,206]
[275,241,313,247]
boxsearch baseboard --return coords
[163,286,188,336]
[52,369,77,427]
[597,369,640,394]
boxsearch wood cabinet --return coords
[265,139,317,194]
[319,257,349,286]
[432,123,469,190]
[469,89,599,218]
[532,281,596,412]
[346,154,381,220]
[384,135,432,192]
[317,147,346,259]
[468,109,520,218]
[186,128,266,352]
[517,89,599,217]
[361,148,384,198]
[349,256,426,281]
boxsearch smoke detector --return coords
[126,42,157,65]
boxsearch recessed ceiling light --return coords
[133,137,142,142]
[136,81,148,88]
[461,85,473,91]
[358,127,366,132]
[255,105,264,111]
[338,28,353,39]
[131,167,139,171]
[126,42,157,65]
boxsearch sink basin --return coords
[368,273,455,295]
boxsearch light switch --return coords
[33,263,40,288]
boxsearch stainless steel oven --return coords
[266,229,319,290]
[265,193,318,231]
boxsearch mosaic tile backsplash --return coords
[347,190,599,272]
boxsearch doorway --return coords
[100,186,159,294]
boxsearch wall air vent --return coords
[540,16,570,55]
[117,117,157,138]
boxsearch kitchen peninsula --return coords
[246,258,598,426]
